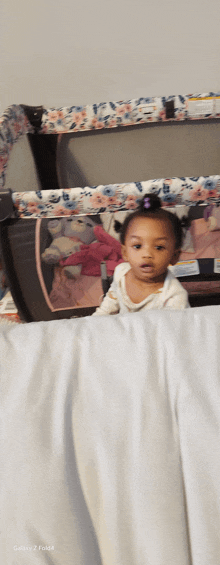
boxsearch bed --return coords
[1,305,220,564]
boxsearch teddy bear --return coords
[41,215,102,278]
[60,224,123,277]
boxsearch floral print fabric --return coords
[0,105,34,188]
[40,92,220,134]
[12,176,220,218]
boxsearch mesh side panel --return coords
[0,219,95,322]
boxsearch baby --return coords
[93,193,190,315]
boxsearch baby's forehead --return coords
[126,215,172,237]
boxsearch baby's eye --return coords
[133,244,141,249]
[156,245,165,250]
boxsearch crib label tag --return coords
[214,98,220,116]
[188,97,214,117]
[214,259,220,273]
[170,260,200,277]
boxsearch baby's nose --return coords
[142,247,152,257]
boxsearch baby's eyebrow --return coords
[129,237,142,242]
[129,235,168,241]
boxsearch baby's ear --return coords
[170,249,181,266]
[121,244,127,261]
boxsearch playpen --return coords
[1,91,220,319]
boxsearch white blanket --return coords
[1,306,220,565]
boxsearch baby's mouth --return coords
[140,264,154,271]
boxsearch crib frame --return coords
[1,89,220,321]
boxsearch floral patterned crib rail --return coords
[11,176,220,219]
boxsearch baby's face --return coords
[121,216,180,284]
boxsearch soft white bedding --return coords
[0,307,220,564]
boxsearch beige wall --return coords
[4,136,41,192]
[1,0,220,111]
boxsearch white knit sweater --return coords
[93,262,190,315]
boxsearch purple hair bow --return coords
[144,197,151,209]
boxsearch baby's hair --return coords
[114,193,190,249]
